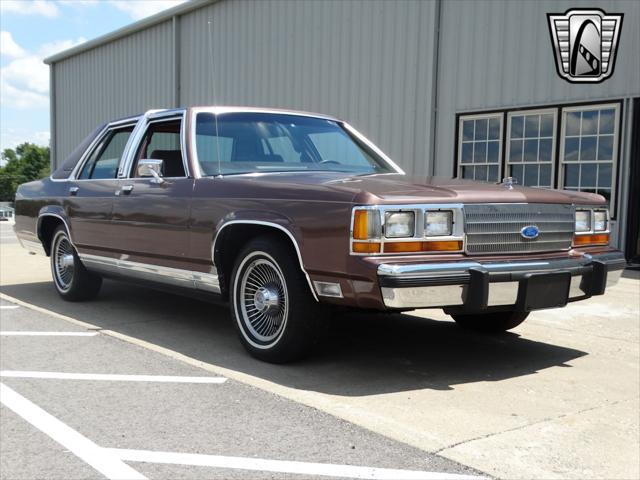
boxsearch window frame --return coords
[71,119,139,181]
[558,102,620,215]
[456,112,504,183]
[505,108,558,188]
[129,116,188,179]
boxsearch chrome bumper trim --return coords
[378,251,626,309]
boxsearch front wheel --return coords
[230,236,325,363]
[451,310,529,333]
[50,225,102,301]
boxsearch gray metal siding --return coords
[433,0,640,176]
[53,21,175,166]
[179,0,437,175]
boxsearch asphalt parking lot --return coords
[1,220,639,479]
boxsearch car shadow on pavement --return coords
[1,279,587,396]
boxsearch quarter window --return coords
[458,114,502,182]
[560,104,618,208]
[506,110,556,188]
[78,126,134,180]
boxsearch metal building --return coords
[44,0,640,259]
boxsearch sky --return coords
[0,0,188,160]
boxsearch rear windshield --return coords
[194,112,394,176]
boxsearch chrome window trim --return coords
[120,109,189,180]
[349,204,465,256]
[189,107,404,178]
[69,119,140,181]
[211,220,319,302]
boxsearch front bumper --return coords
[377,251,626,311]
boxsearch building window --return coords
[559,104,619,208]
[457,114,502,182]
[506,110,556,188]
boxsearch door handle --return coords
[117,185,134,196]
[69,186,79,196]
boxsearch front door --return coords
[111,115,194,270]
[66,124,135,257]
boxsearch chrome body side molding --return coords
[79,254,221,294]
[211,220,319,302]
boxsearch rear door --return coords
[111,112,194,269]
[65,122,136,256]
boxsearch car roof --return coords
[186,106,340,121]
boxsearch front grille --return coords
[464,204,575,255]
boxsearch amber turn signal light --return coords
[382,240,463,253]
[573,233,609,246]
[352,242,381,253]
[352,210,369,240]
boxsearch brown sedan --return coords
[14,107,626,362]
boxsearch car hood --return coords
[221,172,605,206]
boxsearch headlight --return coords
[575,211,591,232]
[385,211,415,238]
[593,211,607,232]
[425,211,453,236]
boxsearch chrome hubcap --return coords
[239,257,288,342]
[53,234,74,290]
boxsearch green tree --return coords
[0,143,50,202]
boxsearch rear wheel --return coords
[451,310,529,333]
[50,225,102,301]
[230,236,325,363]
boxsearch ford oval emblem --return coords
[521,225,540,239]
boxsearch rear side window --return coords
[78,127,134,179]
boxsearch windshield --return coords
[194,112,395,176]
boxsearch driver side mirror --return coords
[137,159,165,184]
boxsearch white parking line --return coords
[109,448,484,480]
[0,305,19,310]
[0,331,98,336]
[0,383,147,480]
[0,370,227,384]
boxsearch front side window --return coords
[132,118,185,178]
[194,112,394,176]
[78,126,134,180]
[506,110,556,188]
[560,104,618,207]
[457,114,502,182]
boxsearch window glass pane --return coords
[540,114,554,137]
[580,136,597,161]
[565,111,581,136]
[475,165,487,181]
[461,142,473,163]
[474,119,487,140]
[599,109,615,134]
[580,164,597,187]
[488,165,499,182]
[488,117,500,140]
[511,164,523,185]
[461,166,474,179]
[539,164,552,186]
[598,189,611,205]
[564,137,579,161]
[524,139,537,162]
[538,138,552,162]
[509,140,522,162]
[80,128,133,180]
[462,120,474,141]
[487,140,499,162]
[511,116,523,138]
[524,115,539,138]
[598,164,612,188]
[581,110,598,135]
[597,135,613,160]
[564,164,579,187]
[524,164,538,185]
[473,142,486,163]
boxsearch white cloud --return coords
[0,31,27,58]
[109,0,187,20]
[0,36,86,109]
[0,0,59,18]
[0,128,50,155]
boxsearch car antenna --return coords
[207,20,223,178]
